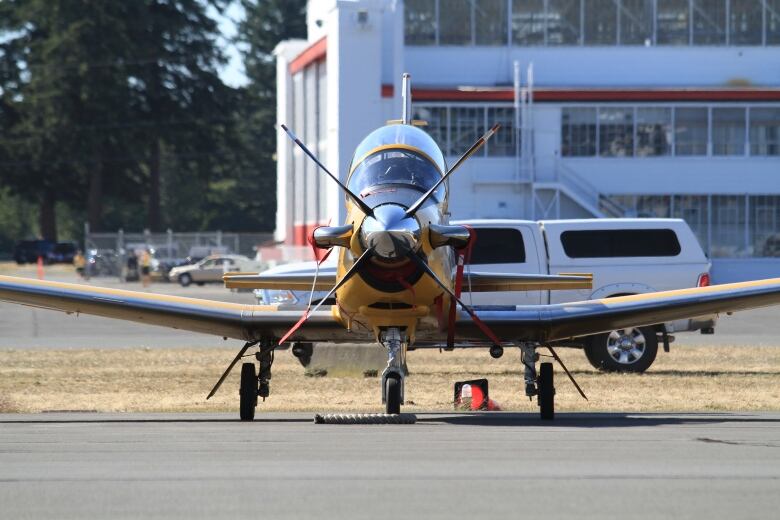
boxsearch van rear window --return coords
[560,229,681,258]
[469,228,526,264]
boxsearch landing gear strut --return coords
[381,327,406,414]
[522,343,555,420]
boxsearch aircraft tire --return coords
[385,375,401,415]
[538,362,554,420]
[584,326,658,373]
[239,363,257,421]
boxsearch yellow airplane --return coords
[3,73,780,421]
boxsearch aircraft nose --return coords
[360,204,420,260]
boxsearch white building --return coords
[274,0,780,280]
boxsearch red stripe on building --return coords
[380,84,780,102]
[289,37,327,75]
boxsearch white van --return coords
[456,218,714,372]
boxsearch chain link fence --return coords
[84,229,273,280]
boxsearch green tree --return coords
[0,0,144,238]
[231,0,307,231]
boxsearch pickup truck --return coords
[257,218,715,373]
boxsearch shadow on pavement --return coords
[415,412,780,428]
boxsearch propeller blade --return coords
[405,253,503,347]
[277,247,374,345]
[281,124,374,217]
[404,123,501,218]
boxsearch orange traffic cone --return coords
[37,256,44,280]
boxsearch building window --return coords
[656,0,690,44]
[636,107,673,156]
[405,0,437,45]
[450,106,485,156]
[599,107,634,156]
[672,195,710,251]
[692,0,727,44]
[712,107,746,155]
[547,0,582,45]
[674,107,708,155]
[619,0,655,44]
[487,107,516,156]
[406,0,780,47]
[585,0,619,45]
[512,0,546,45]
[750,107,780,156]
[769,0,780,44]
[729,0,763,45]
[475,0,508,45]
[413,106,449,152]
[711,195,747,257]
[752,195,780,256]
[439,0,473,45]
[562,107,597,156]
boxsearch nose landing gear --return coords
[381,327,406,414]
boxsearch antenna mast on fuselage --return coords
[401,73,412,125]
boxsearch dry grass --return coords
[1,344,779,414]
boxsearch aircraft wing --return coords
[0,275,353,342]
[450,278,780,344]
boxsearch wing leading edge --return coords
[0,275,351,342]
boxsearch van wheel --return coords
[584,326,658,373]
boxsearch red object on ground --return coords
[37,256,44,280]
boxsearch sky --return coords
[214,1,249,88]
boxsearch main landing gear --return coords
[381,327,407,415]
[239,340,275,421]
[522,343,555,420]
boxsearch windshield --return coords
[348,149,444,201]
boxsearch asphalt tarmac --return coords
[0,412,778,519]
[1,271,779,349]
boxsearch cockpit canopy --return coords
[347,125,447,203]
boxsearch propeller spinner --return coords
[359,204,421,260]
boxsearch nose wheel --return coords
[385,374,401,414]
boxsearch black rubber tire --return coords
[196,282,205,286]
[538,362,554,421]
[385,375,401,415]
[584,326,658,373]
[239,362,257,421]
[179,273,192,287]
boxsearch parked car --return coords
[168,254,257,287]
[13,240,54,264]
[48,242,77,264]
[257,218,714,373]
